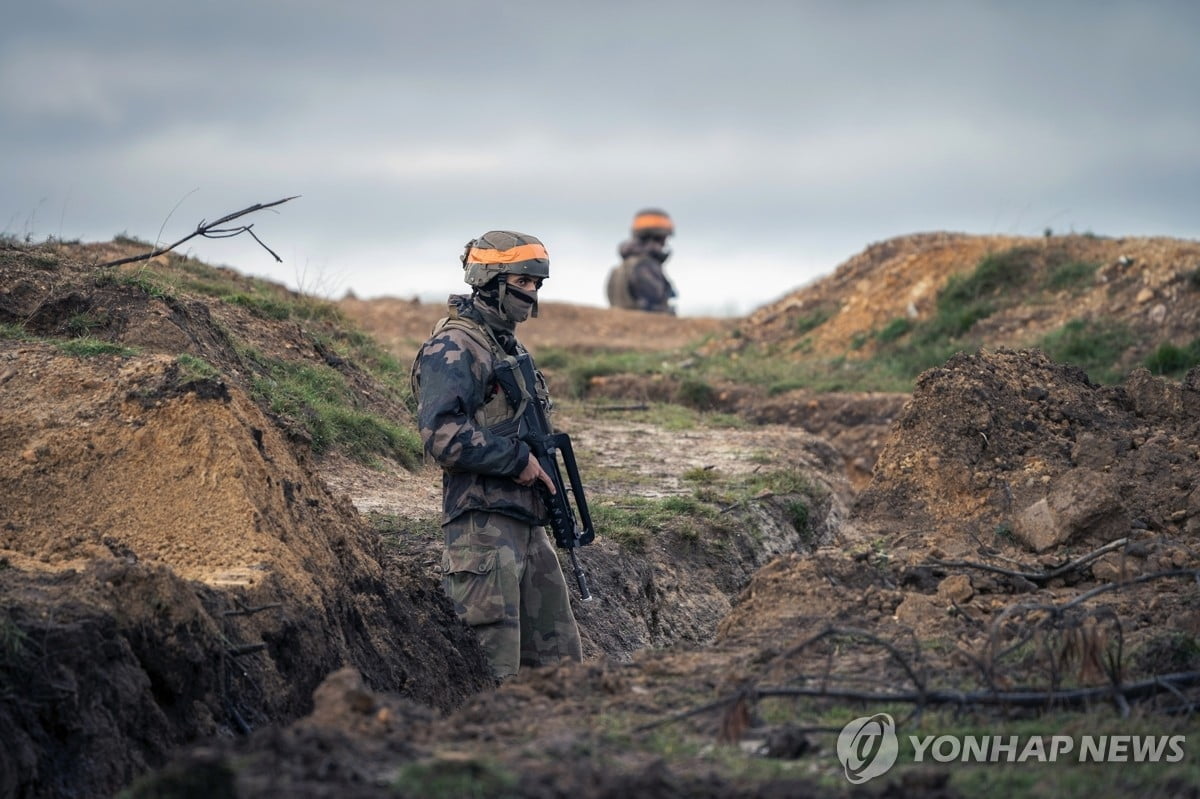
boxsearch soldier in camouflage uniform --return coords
[411,230,583,680]
[606,208,677,314]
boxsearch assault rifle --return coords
[494,353,594,601]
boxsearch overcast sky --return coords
[3,1,1198,316]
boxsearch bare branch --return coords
[752,670,1200,708]
[1060,568,1200,610]
[97,195,300,268]
[930,537,1129,585]
[776,625,928,695]
[633,670,1200,734]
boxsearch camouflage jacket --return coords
[411,294,549,526]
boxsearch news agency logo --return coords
[836,713,1188,784]
[837,713,899,783]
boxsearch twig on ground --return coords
[930,537,1129,585]
[633,671,1200,734]
[752,670,1200,708]
[1060,568,1200,610]
[776,626,928,696]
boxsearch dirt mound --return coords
[0,243,492,797]
[338,295,733,358]
[713,349,1200,706]
[735,232,1200,364]
[856,349,1200,552]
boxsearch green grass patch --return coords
[55,337,137,357]
[875,317,912,343]
[220,290,345,323]
[919,247,1040,342]
[677,378,717,410]
[97,268,175,300]
[793,305,835,335]
[226,292,293,320]
[0,323,27,340]
[65,311,108,337]
[590,495,716,551]
[682,466,720,484]
[1038,318,1134,384]
[540,348,667,399]
[1143,339,1200,377]
[741,466,813,496]
[1044,260,1099,292]
[368,512,441,540]
[175,353,219,382]
[248,353,421,466]
[392,757,519,799]
[112,232,153,248]
[941,247,1036,306]
[841,247,1056,388]
[27,249,61,269]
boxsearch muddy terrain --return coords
[1,233,1198,798]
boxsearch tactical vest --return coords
[412,310,550,431]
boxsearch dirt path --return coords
[321,408,852,521]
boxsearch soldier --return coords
[605,208,678,314]
[411,230,583,680]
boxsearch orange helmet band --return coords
[466,242,549,265]
[633,213,673,232]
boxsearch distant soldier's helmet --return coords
[460,230,550,289]
[631,208,674,239]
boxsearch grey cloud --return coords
[3,1,1198,315]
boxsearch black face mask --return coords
[500,283,538,322]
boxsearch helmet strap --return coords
[496,279,509,320]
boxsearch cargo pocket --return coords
[441,548,505,627]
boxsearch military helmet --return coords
[461,230,550,289]
[631,208,674,239]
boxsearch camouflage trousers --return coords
[441,510,583,679]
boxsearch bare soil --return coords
[1,233,1198,798]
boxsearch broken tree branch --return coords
[1060,568,1200,611]
[98,195,300,268]
[930,537,1129,585]
[752,670,1200,709]
[633,671,1200,734]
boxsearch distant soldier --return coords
[606,208,678,314]
[410,230,583,680]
